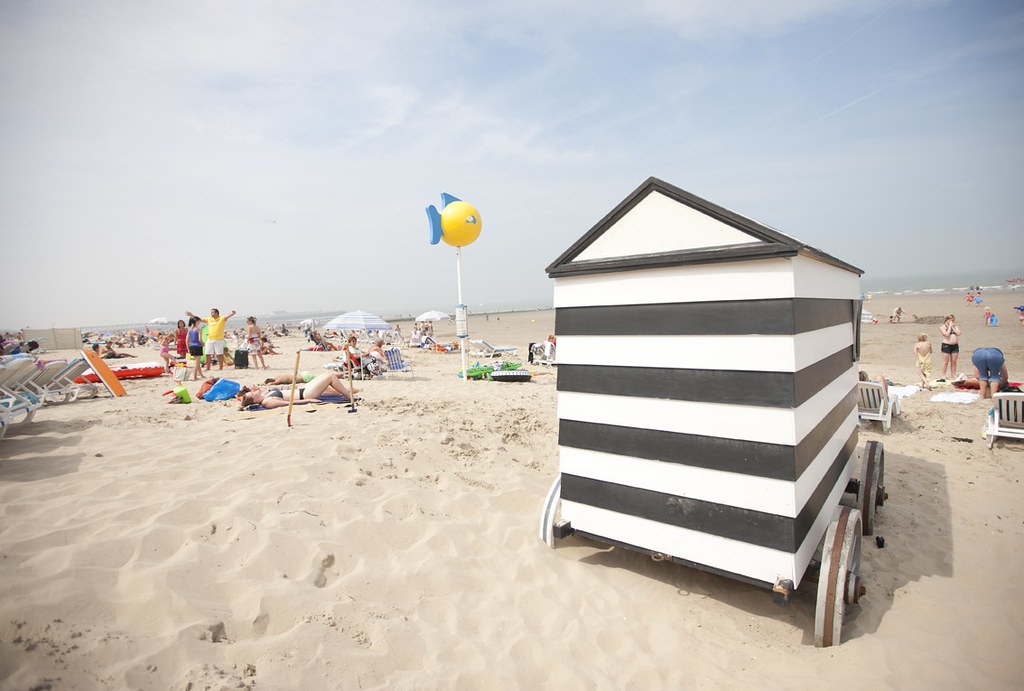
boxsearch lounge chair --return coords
[857,381,899,432]
[468,339,517,358]
[985,392,1024,449]
[0,359,43,432]
[25,358,95,403]
[529,341,556,366]
[383,347,413,377]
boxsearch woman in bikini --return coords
[939,314,961,381]
[245,316,267,370]
[238,371,361,409]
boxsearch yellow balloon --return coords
[440,201,482,247]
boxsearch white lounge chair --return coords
[985,392,1024,449]
[468,339,517,358]
[26,358,95,403]
[0,359,43,432]
[383,347,413,377]
[857,381,899,432]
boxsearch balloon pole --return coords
[457,246,467,382]
[425,192,481,384]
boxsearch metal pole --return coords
[457,246,467,381]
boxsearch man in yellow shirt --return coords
[186,307,237,370]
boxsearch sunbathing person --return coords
[100,342,135,359]
[238,371,361,409]
[264,371,317,385]
[859,370,889,397]
[365,339,388,364]
[260,336,281,355]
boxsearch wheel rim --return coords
[815,507,864,647]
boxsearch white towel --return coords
[888,385,919,399]
[929,392,979,404]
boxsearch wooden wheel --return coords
[539,476,561,547]
[814,507,864,647]
[859,441,886,535]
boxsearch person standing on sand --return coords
[174,320,188,359]
[914,333,933,390]
[186,308,236,371]
[939,314,961,381]
[245,316,267,370]
[186,316,206,380]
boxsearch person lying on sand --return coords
[264,371,317,385]
[238,371,361,409]
[98,342,134,359]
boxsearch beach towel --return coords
[929,392,979,404]
[888,385,920,399]
[242,393,360,412]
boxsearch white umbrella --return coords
[416,310,450,322]
[323,310,392,331]
[148,317,169,324]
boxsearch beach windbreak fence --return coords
[22,328,83,350]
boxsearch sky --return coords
[1,0,1022,329]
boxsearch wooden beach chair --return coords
[986,393,1024,449]
[857,381,899,432]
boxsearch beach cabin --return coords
[540,177,869,643]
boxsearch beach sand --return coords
[1,291,1023,689]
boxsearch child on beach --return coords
[174,320,188,358]
[158,332,175,373]
[186,317,205,380]
[914,333,933,389]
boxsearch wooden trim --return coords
[556,324,853,372]
[560,430,856,553]
[545,177,862,278]
[571,529,778,590]
[556,348,854,408]
[555,298,855,336]
[558,389,855,483]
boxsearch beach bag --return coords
[196,377,218,400]
[203,378,241,401]
[234,349,249,369]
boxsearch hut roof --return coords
[546,177,862,278]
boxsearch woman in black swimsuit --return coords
[939,314,961,380]
[238,371,361,408]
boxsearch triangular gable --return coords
[546,177,861,278]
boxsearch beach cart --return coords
[538,178,886,646]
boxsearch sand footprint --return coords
[314,553,335,588]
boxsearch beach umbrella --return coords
[323,310,392,331]
[416,310,450,322]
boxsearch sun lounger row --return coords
[0,357,97,440]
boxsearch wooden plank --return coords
[556,323,853,372]
[555,298,856,337]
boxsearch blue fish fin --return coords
[426,206,443,245]
[440,192,460,208]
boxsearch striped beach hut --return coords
[541,177,866,606]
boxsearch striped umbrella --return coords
[323,310,392,331]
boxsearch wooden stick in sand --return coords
[347,356,357,414]
[287,349,301,427]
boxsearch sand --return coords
[1,291,1023,690]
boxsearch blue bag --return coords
[203,378,241,401]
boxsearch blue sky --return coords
[1,0,1021,328]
